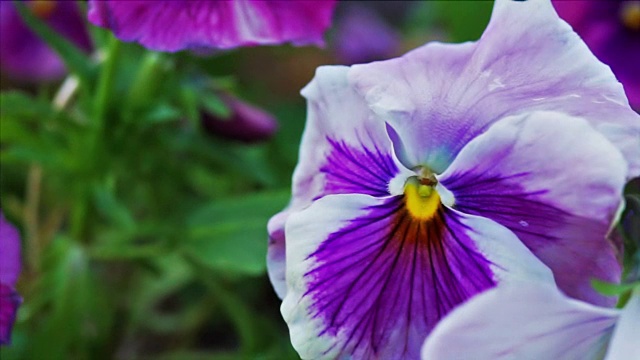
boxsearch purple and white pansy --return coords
[268,0,640,358]
[87,0,337,52]
[421,284,640,360]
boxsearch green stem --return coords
[93,36,121,129]
[24,165,43,273]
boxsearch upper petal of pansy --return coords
[421,284,619,360]
[439,111,626,306]
[605,288,640,359]
[348,0,640,177]
[88,0,337,52]
[267,66,413,298]
[281,193,554,359]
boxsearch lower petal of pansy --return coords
[439,111,627,306]
[268,66,413,298]
[282,193,553,360]
[421,284,619,360]
[605,288,640,359]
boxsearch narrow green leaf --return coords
[13,1,94,84]
[591,279,639,296]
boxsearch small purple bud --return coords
[201,95,278,143]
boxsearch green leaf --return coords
[591,279,639,296]
[13,1,94,84]
[0,91,56,120]
[27,237,113,359]
[434,1,493,42]
[183,190,290,275]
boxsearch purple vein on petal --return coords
[303,196,495,359]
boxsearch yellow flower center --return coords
[28,1,57,19]
[621,1,640,31]
[404,170,441,221]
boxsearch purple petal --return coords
[0,284,21,345]
[267,66,413,298]
[88,0,337,52]
[421,284,619,360]
[0,212,22,346]
[349,0,640,178]
[0,212,21,286]
[605,289,640,359]
[282,194,553,359]
[440,111,627,306]
[0,1,92,82]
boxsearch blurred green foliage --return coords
[1,1,638,359]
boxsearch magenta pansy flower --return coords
[201,94,278,143]
[0,212,22,345]
[0,1,92,82]
[87,0,337,52]
[422,283,640,360]
[267,0,640,358]
[553,0,640,108]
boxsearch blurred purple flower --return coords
[201,94,278,143]
[87,0,337,52]
[554,0,640,108]
[333,5,400,64]
[0,1,92,82]
[0,212,22,346]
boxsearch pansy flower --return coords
[0,0,92,82]
[268,0,640,358]
[553,0,640,108]
[0,212,22,345]
[87,0,337,52]
[422,283,640,359]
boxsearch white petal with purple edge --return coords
[282,193,553,360]
[267,65,413,298]
[605,289,640,359]
[421,283,619,360]
[349,0,640,178]
[439,111,626,306]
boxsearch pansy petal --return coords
[88,0,336,52]
[605,289,640,359]
[267,210,288,299]
[268,66,413,298]
[0,212,21,286]
[421,284,618,360]
[439,111,626,306]
[0,284,21,345]
[349,0,640,177]
[282,193,553,359]
[0,212,21,345]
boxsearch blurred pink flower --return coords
[201,94,278,143]
[0,212,22,345]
